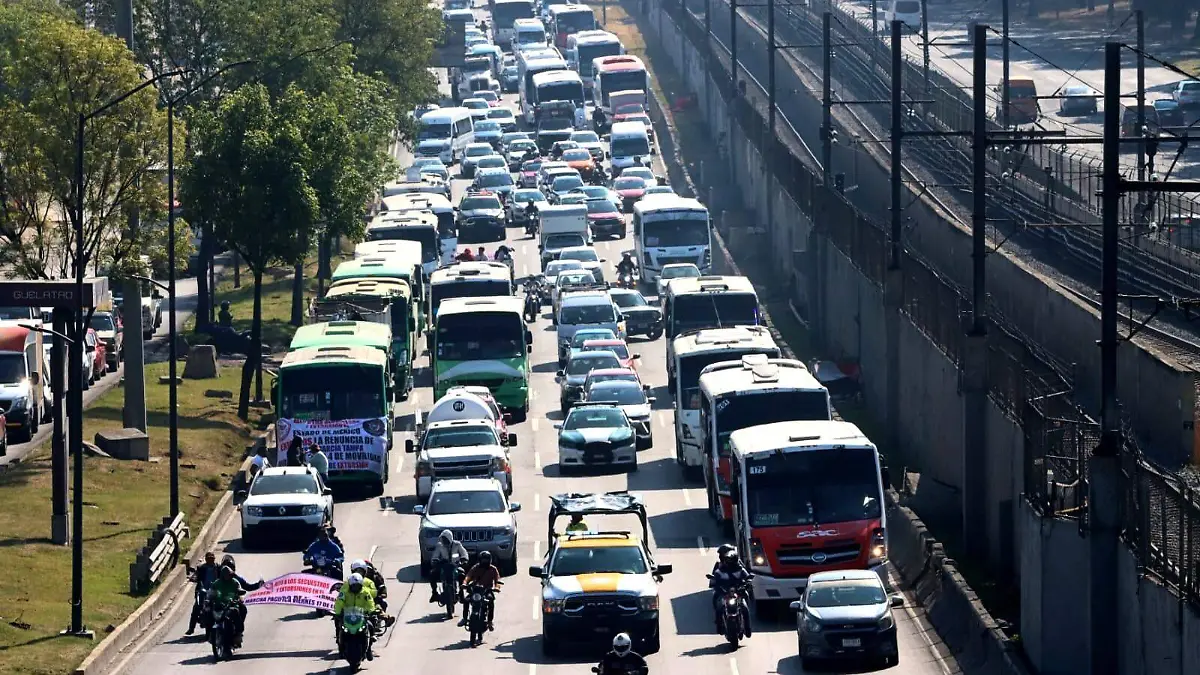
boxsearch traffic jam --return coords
[141,2,952,674]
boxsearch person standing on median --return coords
[286,435,306,467]
[308,444,330,483]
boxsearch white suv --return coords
[414,477,521,575]
[238,466,334,546]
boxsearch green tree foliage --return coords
[182,84,319,418]
[0,1,169,279]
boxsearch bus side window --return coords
[699,401,710,456]
[662,296,673,335]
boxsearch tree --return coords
[181,84,319,418]
[0,2,169,280]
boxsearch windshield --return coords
[0,354,26,383]
[477,157,506,170]
[566,353,620,375]
[250,474,320,496]
[521,160,544,173]
[714,390,830,456]
[611,137,650,157]
[461,196,502,210]
[515,190,546,203]
[466,145,492,157]
[679,349,778,409]
[672,293,759,336]
[564,407,626,428]
[552,546,646,575]
[614,177,646,190]
[366,225,438,264]
[519,27,547,43]
[538,82,585,104]
[587,200,619,214]
[588,383,645,405]
[561,249,599,263]
[645,218,709,247]
[419,122,453,140]
[475,91,499,102]
[894,0,921,12]
[583,342,628,359]
[571,330,616,346]
[89,314,115,331]
[539,118,573,131]
[562,149,591,162]
[557,272,594,288]
[510,141,538,154]
[579,43,622,76]
[464,99,489,110]
[553,176,585,191]
[610,292,647,308]
[555,10,595,33]
[280,364,386,420]
[807,580,886,607]
[428,490,507,515]
[424,425,498,448]
[475,121,501,132]
[478,173,514,188]
[436,311,525,360]
[600,71,647,101]
[0,306,35,321]
[745,447,882,527]
[572,131,600,143]
[431,280,512,313]
[561,303,616,326]
[545,235,586,250]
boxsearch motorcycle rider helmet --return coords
[348,573,364,593]
[221,554,237,571]
[612,632,632,656]
[479,551,493,565]
[220,301,230,310]
[439,529,454,545]
[721,549,740,567]
[219,564,235,579]
[350,559,367,574]
[716,544,735,559]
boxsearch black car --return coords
[500,66,520,93]
[456,192,507,242]
[537,121,574,154]
[1153,99,1184,128]
[1058,85,1098,116]
[608,289,662,339]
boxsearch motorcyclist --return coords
[494,245,513,264]
[596,633,648,675]
[186,552,221,635]
[429,529,469,603]
[616,252,636,281]
[207,564,261,647]
[304,527,345,573]
[349,559,392,616]
[476,246,489,261]
[456,248,475,262]
[459,550,502,630]
[333,573,377,661]
[565,515,589,534]
[218,301,233,327]
[327,525,345,552]
[709,545,753,635]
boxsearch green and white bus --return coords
[331,251,426,331]
[289,320,403,397]
[274,345,393,493]
[314,278,418,399]
[428,261,513,319]
[433,296,532,421]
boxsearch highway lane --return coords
[115,52,957,675]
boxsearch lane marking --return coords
[683,489,693,507]
[533,540,541,560]
[532,595,539,621]
[698,536,709,556]
[534,493,541,511]
[534,451,542,470]
[729,657,740,675]
[530,665,537,675]
[531,417,539,432]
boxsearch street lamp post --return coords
[69,67,188,638]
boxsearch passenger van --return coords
[418,108,474,164]
[512,18,548,52]
[607,120,653,176]
[995,77,1039,125]
[883,0,922,30]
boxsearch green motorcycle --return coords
[337,607,371,670]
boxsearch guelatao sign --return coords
[243,572,342,612]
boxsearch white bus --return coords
[632,195,713,283]
[512,17,548,52]
[418,107,474,164]
[662,275,760,340]
[519,56,570,124]
[532,69,585,110]
[492,0,536,47]
[593,55,649,114]
[547,4,597,49]
[566,30,622,91]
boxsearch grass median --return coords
[0,362,264,675]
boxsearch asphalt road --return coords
[113,18,959,675]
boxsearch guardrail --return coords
[129,513,190,595]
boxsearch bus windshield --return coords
[678,349,777,410]
[436,311,525,360]
[715,390,830,457]
[538,81,585,105]
[431,280,511,314]
[579,44,622,77]
[366,225,439,264]
[672,293,759,335]
[611,136,650,157]
[600,71,647,101]
[280,364,387,420]
[644,217,709,247]
[744,448,881,527]
[556,10,596,34]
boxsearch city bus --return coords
[492,0,536,47]
[314,278,418,399]
[289,320,399,395]
[632,195,713,283]
[432,296,532,420]
[520,56,570,124]
[566,30,622,91]
[593,55,648,114]
[274,345,393,493]
[662,275,759,339]
[668,327,780,478]
[428,261,514,319]
[700,355,831,525]
[366,211,452,274]
[547,4,596,48]
[331,254,425,328]
[730,420,888,601]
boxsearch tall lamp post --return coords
[70,67,188,638]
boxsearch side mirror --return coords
[632,353,641,359]
[890,595,905,608]
[642,384,650,392]
[503,412,513,423]
[507,433,519,446]
[405,438,416,453]
[235,489,248,501]
[527,345,533,354]
[528,565,544,578]
[789,600,804,612]
[647,396,656,404]
[556,369,565,377]
[605,151,611,159]
[509,502,522,512]
[600,258,607,263]
[322,488,333,496]
[553,423,562,430]
[650,146,658,155]
[412,505,426,515]
[656,563,673,575]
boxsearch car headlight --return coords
[420,527,441,540]
[302,505,321,515]
[558,435,583,449]
[803,614,823,633]
[416,460,432,477]
[9,396,27,411]
[497,524,515,536]
[637,595,659,611]
[490,456,510,472]
[246,506,263,517]
[543,598,565,614]
[877,612,895,631]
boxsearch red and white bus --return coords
[547,4,597,49]
[729,420,888,602]
[592,55,648,115]
[699,355,831,526]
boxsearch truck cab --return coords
[405,417,516,501]
[0,325,48,442]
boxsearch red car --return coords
[586,198,625,238]
[85,328,107,384]
[0,411,7,456]
[581,339,639,372]
[613,176,648,211]
[582,367,644,394]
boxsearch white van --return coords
[418,108,474,164]
[512,18,548,52]
[607,120,653,176]
[884,0,922,30]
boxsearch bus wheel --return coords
[509,406,527,424]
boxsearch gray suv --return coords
[414,477,522,575]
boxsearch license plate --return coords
[842,638,862,648]
[586,453,608,463]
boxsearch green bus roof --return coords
[325,277,412,300]
[281,344,387,370]
[331,255,420,282]
[436,295,525,319]
[289,321,392,353]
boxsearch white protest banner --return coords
[243,572,341,612]
[275,417,388,475]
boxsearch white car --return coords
[414,477,521,575]
[406,418,516,501]
[239,467,334,545]
[406,158,450,182]
[462,97,491,120]
[655,263,702,298]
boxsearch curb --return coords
[73,451,257,675]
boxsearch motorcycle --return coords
[708,575,753,648]
[209,599,241,662]
[524,212,539,238]
[304,554,344,582]
[189,579,214,637]
[592,664,649,675]
[337,607,372,670]
[436,554,466,618]
[616,270,636,289]
[523,282,542,322]
[464,583,495,647]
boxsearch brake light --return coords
[749,538,769,572]
[870,527,887,562]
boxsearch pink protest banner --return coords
[243,572,341,612]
